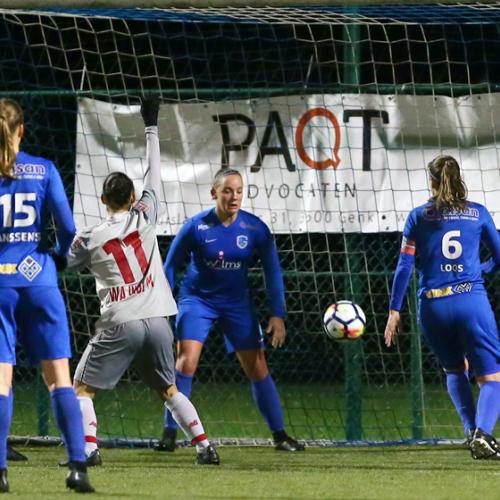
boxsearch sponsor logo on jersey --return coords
[204,254,242,270]
[18,255,42,281]
[236,235,248,249]
[425,281,473,299]
[0,232,41,243]
[14,163,46,176]
[423,205,480,221]
[197,223,210,231]
[0,263,17,274]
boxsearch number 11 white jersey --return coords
[68,189,177,332]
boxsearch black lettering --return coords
[251,111,295,172]
[212,113,255,168]
[343,110,389,171]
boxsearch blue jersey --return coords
[0,151,75,287]
[390,200,500,310]
[165,208,285,318]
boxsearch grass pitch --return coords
[6,444,500,499]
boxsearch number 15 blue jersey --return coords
[0,151,75,287]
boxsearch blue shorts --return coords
[175,295,265,353]
[419,289,500,376]
[0,286,72,365]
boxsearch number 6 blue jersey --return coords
[403,201,500,294]
[0,151,75,287]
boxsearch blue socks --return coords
[0,393,12,469]
[251,374,284,433]
[476,381,500,435]
[165,371,193,430]
[446,371,476,435]
[50,387,86,463]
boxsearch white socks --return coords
[78,396,98,456]
[165,392,209,450]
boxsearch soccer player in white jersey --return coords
[64,98,219,466]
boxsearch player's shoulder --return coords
[188,208,214,231]
[238,209,266,228]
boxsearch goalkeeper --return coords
[385,155,500,460]
[64,98,219,466]
[156,168,304,453]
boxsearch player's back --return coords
[0,151,60,287]
[71,191,177,331]
[410,201,488,293]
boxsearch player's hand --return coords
[266,316,286,348]
[49,249,67,272]
[140,96,160,127]
[384,310,401,347]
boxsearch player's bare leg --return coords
[237,349,304,452]
[160,384,219,465]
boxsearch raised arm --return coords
[141,97,161,195]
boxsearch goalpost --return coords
[3,3,500,446]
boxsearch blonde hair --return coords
[428,155,468,211]
[0,98,23,179]
[212,168,242,189]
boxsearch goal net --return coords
[3,3,500,446]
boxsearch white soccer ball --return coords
[323,300,366,342]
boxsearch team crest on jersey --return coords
[236,235,248,249]
[18,255,42,282]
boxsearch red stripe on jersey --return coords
[85,436,97,443]
[191,434,207,444]
[401,237,416,256]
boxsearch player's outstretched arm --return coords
[141,97,161,195]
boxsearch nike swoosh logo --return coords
[205,238,217,243]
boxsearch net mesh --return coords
[2,4,499,444]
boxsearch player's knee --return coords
[175,356,198,375]
[74,381,96,398]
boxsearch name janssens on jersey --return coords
[108,273,155,303]
[0,232,41,243]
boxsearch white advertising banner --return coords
[74,94,500,234]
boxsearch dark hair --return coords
[212,168,242,189]
[428,155,468,210]
[0,98,23,179]
[102,172,134,210]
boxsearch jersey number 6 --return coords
[103,230,149,284]
[442,230,463,260]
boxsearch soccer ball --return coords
[323,300,366,341]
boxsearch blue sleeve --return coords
[46,163,75,256]
[164,219,193,289]
[256,222,286,318]
[389,211,416,311]
[481,209,500,274]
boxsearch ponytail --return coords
[428,155,468,211]
[0,98,23,179]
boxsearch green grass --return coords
[6,444,500,499]
[10,382,474,442]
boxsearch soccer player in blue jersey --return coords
[156,168,304,453]
[0,98,94,492]
[385,155,500,460]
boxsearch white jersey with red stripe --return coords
[68,188,177,332]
